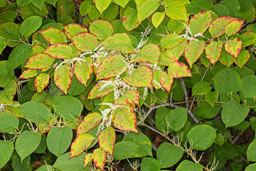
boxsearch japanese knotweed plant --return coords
[14,11,250,170]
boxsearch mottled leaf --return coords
[168,61,192,78]
[98,127,116,155]
[224,38,242,58]
[161,33,184,49]
[93,148,106,170]
[237,50,250,68]
[70,134,95,158]
[225,19,244,36]
[89,19,114,40]
[209,16,235,38]
[54,65,73,94]
[88,81,114,99]
[205,41,223,64]
[63,24,88,39]
[185,40,205,68]
[189,11,212,35]
[74,57,94,87]
[165,39,187,60]
[122,7,140,31]
[25,53,55,69]
[77,112,102,136]
[44,44,73,59]
[35,73,50,93]
[160,72,173,93]
[19,69,38,79]
[72,32,98,52]
[83,153,93,168]
[115,90,140,106]
[40,27,67,44]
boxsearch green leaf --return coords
[31,0,45,10]
[113,0,129,8]
[19,16,43,38]
[135,0,160,22]
[209,16,235,38]
[221,100,250,128]
[63,24,88,39]
[0,22,21,47]
[152,12,165,29]
[15,131,41,161]
[205,92,218,108]
[95,0,111,14]
[240,32,256,48]
[192,81,212,96]
[176,160,203,171]
[113,141,139,160]
[73,58,93,87]
[122,66,153,87]
[160,73,174,93]
[0,80,16,104]
[185,40,205,68]
[70,134,95,158]
[46,126,73,157]
[52,96,83,120]
[77,112,102,136]
[214,68,241,94]
[241,75,256,98]
[157,142,184,168]
[225,19,244,36]
[165,0,188,21]
[25,53,55,69]
[88,81,114,99]
[155,107,169,133]
[92,148,106,170]
[98,127,116,155]
[96,54,127,80]
[161,33,184,49]
[122,7,140,31]
[189,11,212,35]
[45,44,73,59]
[141,158,161,171]
[8,44,33,70]
[45,0,57,6]
[17,0,30,7]
[187,125,216,150]
[20,101,51,124]
[0,36,8,54]
[245,163,256,171]
[54,65,73,94]
[0,113,19,133]
[72,32,98,52]
[224,38,242,58]
[205,41,223,64]
[219,49,236,67]
[36,165,54,171]
[165,108,187,132]
[0,140,13,169]
[19,69,38,79]
[237,50,250,68]
[40,27,67,44]
[89,19,114,40]
[102,33,135,53]
[168,60,192,78]
[165,39,187,60]
[247,139,256,162]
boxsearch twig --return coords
[180,78,189,108]
[231,129,246,144]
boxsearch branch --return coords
[180,78,189,108]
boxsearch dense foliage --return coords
[1,0,256,170]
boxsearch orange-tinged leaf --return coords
[205,41,223,64]
[165,39,187,60]
[72,32,98,52]
[122,66,153,88]
[115,90,140,106]
[89,19,114,40]
[160,72,173,93]
[40,27,67,44]
[63,23,88,39]
[98,127,116,155]
[224,38,242,58]
[77,112,102,136]
[189,11,212,35]
[112,107,138,133]
[96,54,127,80]
[168,61,192,78]
[34,73,50,93]
[54,65,73,94]
[88,81,114,99]
[70,134,95,158]
[93,148,106,171]
[225,19,244,36]
[161,33,184,49]
[131,43,161,64]
[209,16,235,38]
[74,57,94,87]
[185,40,205,68]
[19,69,38,79]
[236,50,250,68]
[84,153,93,168]
[25,53,55,69]
[44,43,73,59]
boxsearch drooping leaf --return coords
[74,57,94,87]
[44,44,73,59]
[152,12,165,29]
[224,38,242,58]
[165,39,187,60]
[205,41,223,64]
[98,127,116,155]
[225,19,244,36]
[89,19,114,40]
[72,32,98,52]
[113,0,129,8]
[19,16,43,38]
[102,33,135,53]
[25,53,55,69]
[54,65,73,94]
[93,148,106,170]
[63,24,88,39]
[0,113,19,133]
[160,72,173,93]
[189,11,212,35]
[88,81,114,99]
[95,0,111,14]
[135,0,160,22]
[112,107,138,133]
[168,61,192,78]
[40,27,67,44]
[237,50,250,68]
[122,7,140,31]
[19,69,38,79]
[96,54,127,80]
[0,140,13,169]
[115,90,140,106]
[165,0,188,21]
[185,40,205,68]
[161,33,184,49]
[70,134,95,158]
[34,73,50,93]
[122,66,153,88]
[77,112,102,136]
[209,16,235,38]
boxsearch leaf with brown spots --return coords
[224,38,242,58]
[84,153,93,168]
[25,53,55,69]
[70,134,95,158]
[54,65,73,95]
[44,44,73,59]
[225,19,244,36]
[160,72,173,93]
[152,70,165,90]
[205,40,223,64]
[209,16,235,38]
[34,73,50,93]
[89,19,114,40]
[189,11,212,35]
[185,40,205,68]
[77,112,102,137]
[74,57,94,87]
[19,69,38,79]
[168,61,192,78]
[40,27,67,44]
[88,81,114,99]
[115,90,140,106]
[98,127,116,155]
[72,32,98,52]
[63,23,88,39]
[93,148,106,171]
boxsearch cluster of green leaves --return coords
[1,0,256,171]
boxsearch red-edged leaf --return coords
[44,44,73,59]
[70,133,95,158]
[205,41,223,64]
[19,69,38,79]
[209,16,235,38]
[158,54,176,66]
[160,72,173,93]
[161,33,184,49]
[93,148,106,171]
[225,19,244,36]
[25,53,55,69]
[34,73,50,93]
[122,66,153,88]
[168,61,192,78]
[84,153,93,168]
[89,19,114,40]
[102,33,135,53]
[74,57,94,87]
[88,81,114,99]
[224,38,242,58]
[112,107,138,133]
[72,32,98,52]
[185,40,205,68]
[165,39,187,60]
[122,7,140,31]
[153,70,165,90]
[63,23,88,39]
[96,54,127,80]
[115,90,140,106]
[236,50,250,68]
[131,43,161,64]
[54,65,73,94]
[77,112,102,137]
[189,11,212,35]
[40,27,67,44]
[98,127,116,155]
